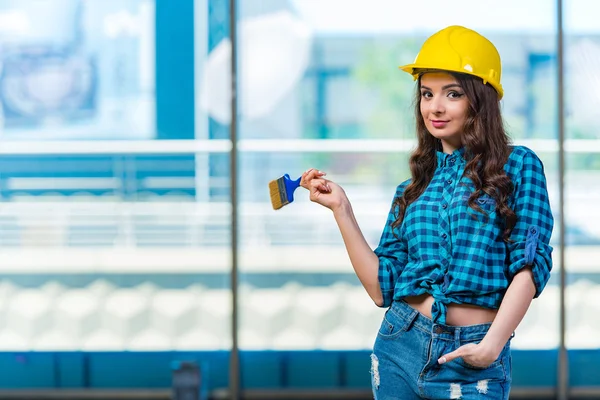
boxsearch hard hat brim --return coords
[398,64,420,79]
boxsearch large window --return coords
[3,0,599,394]
[230,0,561,357]
[565,0,600,349]
[0,0,231,355]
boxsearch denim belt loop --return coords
[454,326,461,345]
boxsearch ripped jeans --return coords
[370,300,512,400]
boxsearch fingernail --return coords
[438,357,447,364]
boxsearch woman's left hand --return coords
[438,342,501,368]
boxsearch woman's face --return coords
[419,72,469,154]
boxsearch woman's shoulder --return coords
[508,144,540,160]
[396,178,412,194]
[506,145,545,172]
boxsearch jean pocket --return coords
[377,308,412,339]
[457,357,503,371]
[455,338,507,371]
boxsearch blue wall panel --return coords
[56,352,86,388]
[0,353,56,388]
[0,349,597,392]
[508,350,558,387]
[570,349,600,386]
[286,351,341,388]
[240,351,281,389]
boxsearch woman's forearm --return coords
[332,201,383,305]
[481,267,537,354]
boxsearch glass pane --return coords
[195,0,233,353]
[565,0,600,349]
[235,0,560,358]
[0,0,155,140]
[0,0,232,355]
[0,151,230,351]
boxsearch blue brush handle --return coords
[283,174,302,203]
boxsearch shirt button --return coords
[447,179,453,184]
[450,158,455,164]
[442,203,447,209]
[442,233,447,239]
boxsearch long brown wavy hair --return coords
[392,71,516,241]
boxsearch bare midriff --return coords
[403,293,498,326]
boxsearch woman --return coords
[300,25,554,399]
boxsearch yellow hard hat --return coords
[399,25,504,99]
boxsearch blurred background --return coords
[0,0,598,399]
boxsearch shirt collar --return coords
[436,146,466,168]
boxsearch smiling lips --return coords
[431,120,449,128]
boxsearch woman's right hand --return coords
[300,168,348,212]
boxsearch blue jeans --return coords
[370,300,512,399]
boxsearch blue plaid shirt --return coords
[374,145,554,324]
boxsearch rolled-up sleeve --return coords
[374,181,410,308]
[506,150,554,297]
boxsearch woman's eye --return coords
[448,91,464,98]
